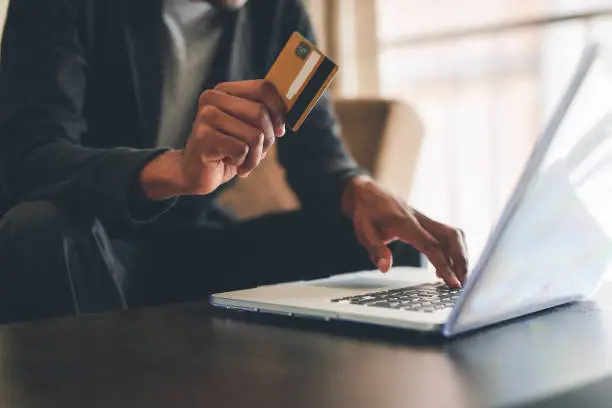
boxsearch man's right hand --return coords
[139,80,286,201]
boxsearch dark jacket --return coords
[0,0,362,233]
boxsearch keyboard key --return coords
[370,302,393,308]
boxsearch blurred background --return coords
[304,0,612,261]
[2,0,612,263]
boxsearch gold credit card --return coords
[266,31,339,132]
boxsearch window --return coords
[376,0,612,261]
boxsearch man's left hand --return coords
[342,176,468,288]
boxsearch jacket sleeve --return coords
[0,0,171,231]
[275,0,367,218]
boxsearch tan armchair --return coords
[218,98,423,219]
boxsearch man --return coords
[0,0,467,323]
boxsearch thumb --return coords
[358,218,393,272]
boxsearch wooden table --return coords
[1,284,612,408]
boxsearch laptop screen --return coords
[448,45,612,334]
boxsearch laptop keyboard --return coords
[330,283,461,313]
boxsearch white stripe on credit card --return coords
[286,50,321,100]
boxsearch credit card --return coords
[266,31,339,132]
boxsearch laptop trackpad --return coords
[308,268,434,290]
[310,276,392,290]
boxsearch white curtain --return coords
[376,0,612,261]
[304,0,380,97]
[0,0,7,43]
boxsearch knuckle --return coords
[258,80,274,98]
[198,89,215,105]
[359,233,374,247]
[188,127,214,157]
[214,82,229,92]
[194,123,213,140]
[423,238,440,252]
[352,223,365,244]
[260,80,280,103]
[436,266,450,277]
[262,133,276,149]
[355,232,367,247]
[237,142,249,158]
[383,214,406,230]
[252,131,264,147]
[362,233,381,249]
[199,105,220,122]
[447,228,461,242]
[255,81,267,97]
[255,104,271,128]
[372,245,386,256]
[257,80,268,93]
[204,130,223,151]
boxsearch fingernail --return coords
[275,124,286,137]
[449,268,461,288]
[377,258,388,273]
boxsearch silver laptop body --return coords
[211,43,612,337]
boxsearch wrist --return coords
[341,174,373,218]
[139,150,189,201]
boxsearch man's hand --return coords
[139,80,286,200]
[342,176,468,288]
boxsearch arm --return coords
[0,0,170,231]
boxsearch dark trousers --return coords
[0,201,420,324]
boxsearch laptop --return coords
[211,43,612,337]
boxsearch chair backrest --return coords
[334,98,423,196]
